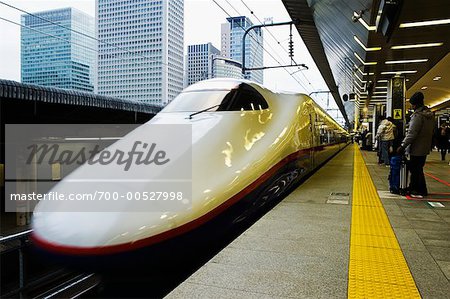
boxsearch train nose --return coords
[33,210,120,248]
[32,187,178,254]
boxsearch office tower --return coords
[186,43,220,86]
[97,0,184,105]
[220,23,230,58]
[221,16,263,84]
[21,8,95,92]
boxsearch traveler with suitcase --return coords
[396,92,435,198]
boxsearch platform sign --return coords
[393,109,402,120]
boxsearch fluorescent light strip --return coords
[385,58,428,64]
[430,98,450,108]
[381,70,417,75]
[354,65,374,76]
[353,35,382,51]
[377,80,388,83]
[374,91,387,94]
[391,42,443,50]
[372,95,387,98]
[354,52,377,65]
[354,12,377,31]
[353,80,363,90]
[353,73,367,83]
[375,86,388,89]
[400,19,450,28]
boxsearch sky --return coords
[0,0,343,121]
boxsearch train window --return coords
[161,90,231,112]
[161,83,268,113]
[225,84,268,111]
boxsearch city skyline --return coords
[1,0,330,95]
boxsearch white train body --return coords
[32,79,348,257]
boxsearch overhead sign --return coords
[393,109,402,120]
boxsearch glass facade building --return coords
[221,16,263,84]
[97,0,184,105]
[21,8,96,92]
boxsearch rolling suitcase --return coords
[389,155,401,194]
[399,155,409,195]
[389,155,408,195]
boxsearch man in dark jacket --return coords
[397,92,435,198]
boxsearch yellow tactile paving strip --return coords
[348,144,421,298]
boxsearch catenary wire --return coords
[212,0,310,92]
[239,0,315,91]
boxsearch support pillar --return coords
[387,76,406,144]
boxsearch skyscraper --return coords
[21,8,95,92]
[186,43,220,86]
[97,0,184,105]
[221,16,263,84]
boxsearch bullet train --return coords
[31,78,349,266]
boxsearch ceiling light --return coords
[385,58,428,64]
[353,12,376,31]
[354,65,374,76]
[400,19,450,28]
[377,79,388,83]
[353,80,363,90]
[374,91,387,94]
[421,86,428,90]
[433,76,442,81]
[375,86,388,89]
[372,95,387,98]
[381,70,417,75]
[353,74,367,83]
[353,35,382,51]
[354,52,377,65]
[391,42,443,50]
[430,98,450,108]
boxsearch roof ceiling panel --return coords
[282,0,450,119]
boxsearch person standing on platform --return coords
[436,122,450,161]
[397,92,435,198]
[376,116,396,166]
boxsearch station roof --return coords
[0,79,162,114]
[282,0,450,121]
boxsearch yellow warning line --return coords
[348,144,421,298]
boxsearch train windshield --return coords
[162,84,269,113]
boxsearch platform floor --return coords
[166,145,450,299]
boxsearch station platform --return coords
[166,144,450,298]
